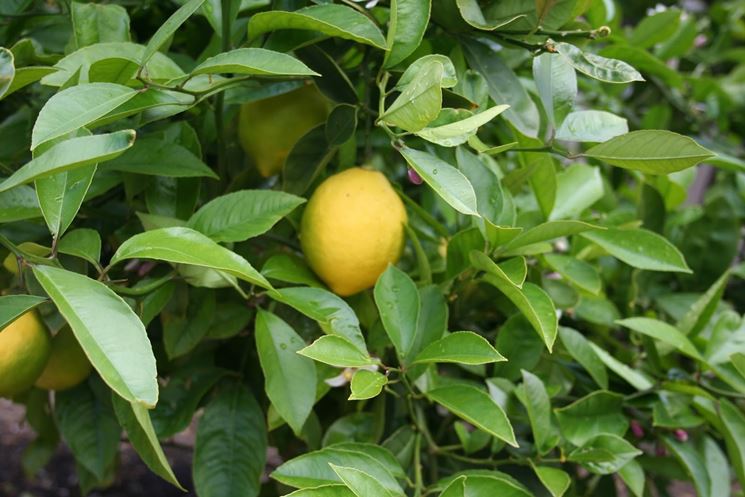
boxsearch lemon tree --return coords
[1,1,744,497]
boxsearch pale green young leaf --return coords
[349,370,387,401]
[298,336,376,368]
[413,331,506,365]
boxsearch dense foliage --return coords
[1,0,744,496]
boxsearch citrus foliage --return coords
[0,1,744,497]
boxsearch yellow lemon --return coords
[301,167,407,296]
[0,311,51,398]
[238,84,328,177]
[35,326,92,391]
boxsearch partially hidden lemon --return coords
[0,311,51,398]
[238,84,328,177]
[2,242,50,275]
[35,325,92,391]
[301,167,407,296]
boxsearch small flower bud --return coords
[630,419,645,439]
[674,429,689,442]
[407,168,423,185]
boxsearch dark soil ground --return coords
[0,399,196,497]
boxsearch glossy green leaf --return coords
[678,269,731,336]
[629,8,681,48]
[463,39,539,137]
[248,5,387,49]
[554,42,644,84]
[188,190,305,242]
[455,0,525,31]
[617,317,702,359]
[192,48,318,77]
[554,391,627,445]
[256,310,316,435]
[521,370,557,453]
[374,265,419,360]
[31,83,136,150]
[71,2,130,48]
[589,343,654,390]
[298,335,376,368]
[455,148,511,229]
[349,370,387,401]
[470,252,526,287]
[380,60,443,132]
[0,130,135,193]
[549,164,604,221]
[703,436,731,497]
[532,464,571,497]
[439,476,466,497]
[618,460,645,497]
[532,52,576,129]
[36,164,96,238]
[33,265,158,407]
[272,443,405,492]
[331,464,402,497]
[558,327,608,388]
[141,0,206,67]
[3,66,58,100]
[581,228,691,273]
[399,146,478,216]
[544,254,601,294]
[261,254,323,288]
[555,110,628,143]
[584,130,715,174]
[285,485,355,497]
[0,295,48,331]
[482,275,557,351]
[104,138,217,178]
[664,437,711,497]
[502,220,599,252]
[396,54,457,89]
[720,399,745,490]
[426,384,517,446]
[384,0,430,68]
[416,105,509,147]
[0,185,42,222]
[413,331,505,365]
[111,395,183,489]
[57,228,102,268]
[110,227,272,290]
[0,48,14,99]
[271,287,366,351]
[193,382,267,497]
[568,434,642,474]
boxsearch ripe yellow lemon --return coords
[0,311,51,398]
[35,326,92,391]
[238,84,328,177]
[301,167,407,296]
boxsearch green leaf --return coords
[282,124,336,196]
[55,382,120,481]
[532,52,576,129]
[554,391,627,445]
[31,83,136,151]
[349,370,387,401]
[261,254,323,288]
[0,130,135,193]
[589,343,654,390]
[193,382,267,497]
[188,190,305,243]
[618,460,645,497]
[0,48,14,99]
[558,327,608,389]
[192,48,318,77]
[413,331,506,365]
[36,163,96,238]
[678,269,731,336]
[544,254,601,294]
[298,335,376,368]
[256,310,316,435]
[549,164,604,221]
[0,185,41,222]
[581,228,691,273]
[272,443,405,492]
[110,227,272,290]
[141,0,206,67]
[380,60,443,132]
[326,104,358,145]
[330,464,402,497]
[554,42,644,84]
[502,220,599,252]
[720,399,745,491]
[555,110,628,143]
[463,39,539,137]
[584,130,715,174]
[4,66,58,99]
[455,148,511,230]
[0,295,48,331]
[71,2,131,48]
[439,476,466,497]
[32,265,158,407]
[629,8,681,49]
[568,434,642,474]
[104,138,217,178]
[248,5,387,50]
[395,54,457,89]
[532,464,571,497]
[426,384,517,447]
[520,370,556,454]
[374,265,419,360]
[416,105,509,147]
[616,317,702,360]
[163,289,215,358]
[57,229,102,268]
[470,252,526,287]
[455,0,526,31]
[111,395,183,490]
[285,485,355,497]
[482,275,557,351]
[271,287,366,351]
[663,437,711,497]
[399,146,478,216]
[703,436,731,497]
[384,0,430,68]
